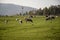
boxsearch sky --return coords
[0,0,60,9]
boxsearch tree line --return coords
[35,5,60,16]
[20,5,60,16]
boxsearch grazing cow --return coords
[25,18,33,23]
[4,20,8,24]
[46,15,55,21]
[29,15,33,18]
[46,15,49,17]
[19,20,23,24]
[46,17,51,20]
[16,18,19,21]
[56,16,58,18]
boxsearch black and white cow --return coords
[46,15,55,21]
[25,18,33,23]
[19,20,23,24]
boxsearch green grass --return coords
[0,16,60,40]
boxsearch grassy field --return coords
[0,16,60,40]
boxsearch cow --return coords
[56,16,58,18]
[25,18,33,23]
[46,15,55,21]
[46,15,49,17]
[19,20,23,24]
[4,20,8,24]
[29,15,33,18]
[16,18,19,21]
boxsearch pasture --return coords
[0,16,60,40]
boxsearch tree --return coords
[25,11,28,15]
[19,13,22,16]
[57,5,60,15]
[5,15,8,17]
[48,5,60,15]
[38,8,43,15]
[35,8,43,15]
[43,7,49,16]
[29,11,33,15]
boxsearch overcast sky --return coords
[0,0,60,9]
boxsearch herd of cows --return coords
[4,15,58,24]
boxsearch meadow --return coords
[0,16,60,40]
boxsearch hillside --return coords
[0,3,37,16]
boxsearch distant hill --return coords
[0,3,37,16]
